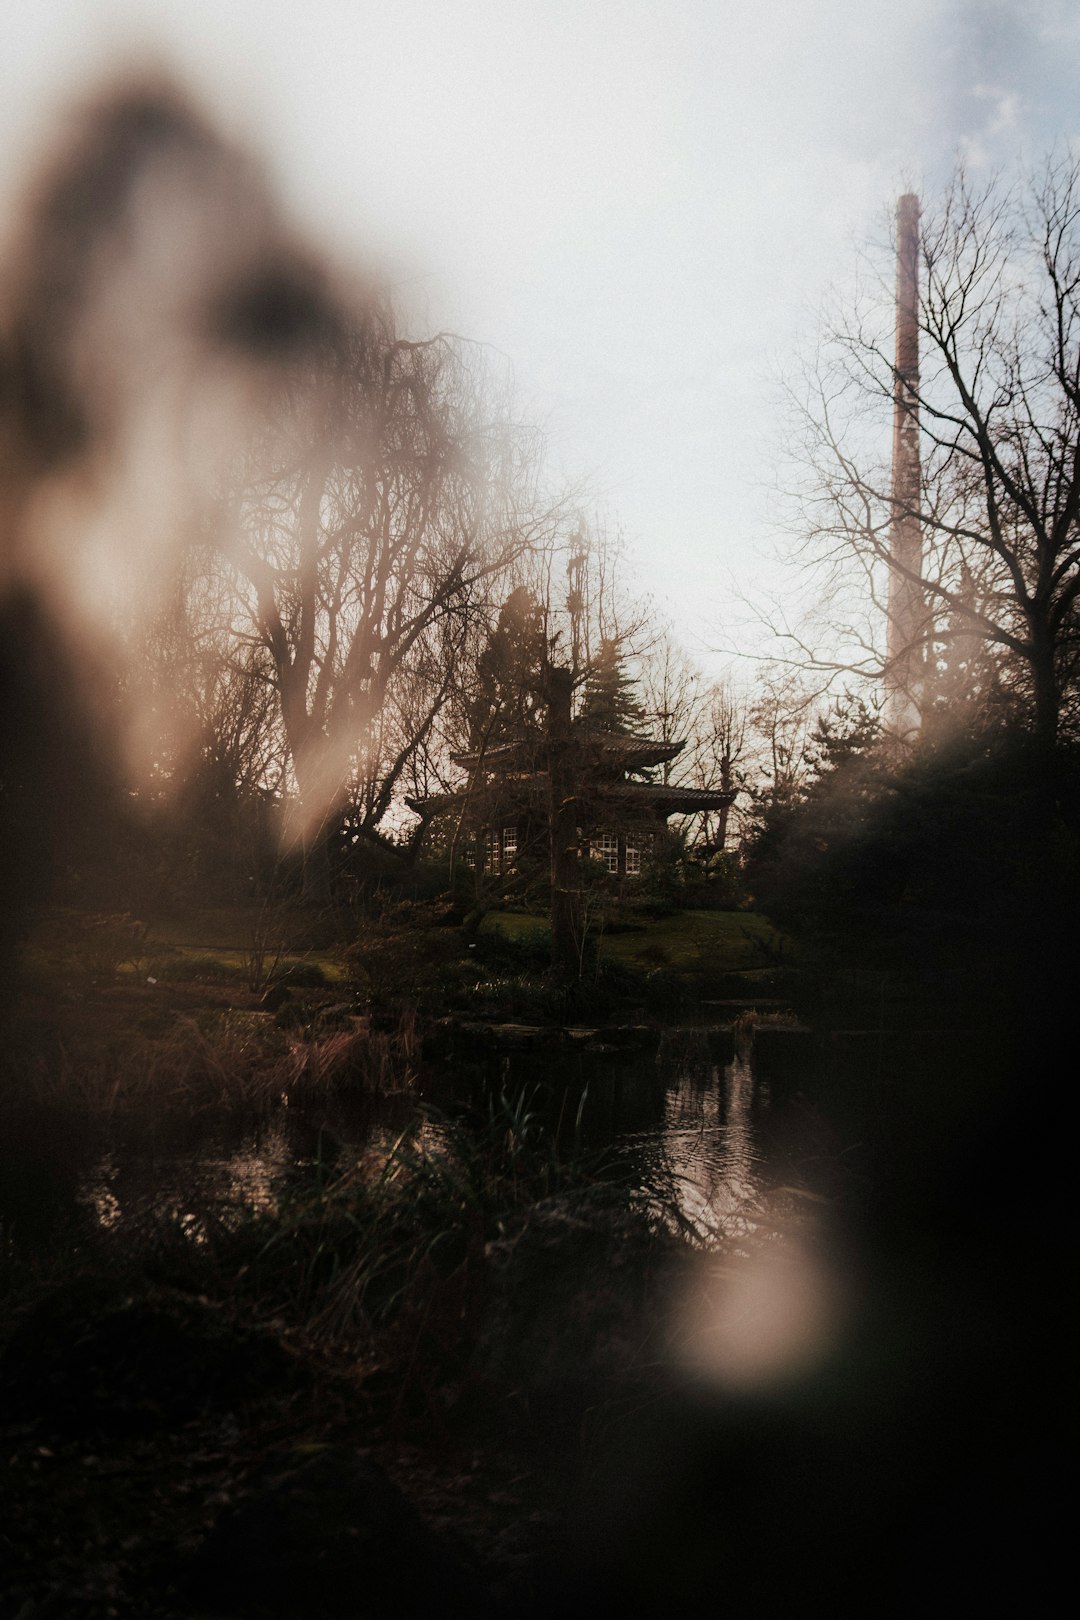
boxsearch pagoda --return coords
[407,712,736,883]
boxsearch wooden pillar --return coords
[546,665,582,978]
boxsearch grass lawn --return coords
[147,946,347,985]
[149,907,347,984]
[482,908,787,975]
[26,906,348,987]
[150,906,338,953]
[27,903,786,998]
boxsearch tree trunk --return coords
[1029,621,1060,750]
[714,752,734,851]
[546,665,582,979]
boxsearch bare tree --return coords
[745,664,819,812]
[131,555,284,800]
[223,311,556,878]
[634,633,754,850]
[690,678,750,850]
[786,158,1080,745]
[638,633,700,780]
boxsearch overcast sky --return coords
[6,0,1080,674]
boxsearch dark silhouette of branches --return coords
[786,158,1080,744]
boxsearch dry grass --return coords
[13,1006,420,1118]
[279,1016,419,1100]
[732,1007,803,1053]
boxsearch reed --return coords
[9,1006,420,1119]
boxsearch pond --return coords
[16,1026,832,1255]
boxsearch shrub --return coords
[344,917,461,1017]
[468,926,551,975]
[272,960,329,989]
[146,953,244,985]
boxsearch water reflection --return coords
[74,1099,425,1243]
[59,1044,804,1247]
[660,1053,764,1239]
[82,1132,288,1240]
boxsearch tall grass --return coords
[238,1087,588,1338]
[10,1008,419,1118]
[2,1066,700,1442]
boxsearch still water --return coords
[52,1029,824,1251]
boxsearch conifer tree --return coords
[468,588,548,751]
[579,638,645,734]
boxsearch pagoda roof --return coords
[596,781,737,816]
[405,777,735,821]
[452,724,684,774]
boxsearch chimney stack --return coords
[885,192,924,739]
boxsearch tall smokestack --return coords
[885,192,924,739]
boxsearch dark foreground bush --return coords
[1,1277,299,1437]
[745,727,1080,1018]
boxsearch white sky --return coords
[6,0,1080,675]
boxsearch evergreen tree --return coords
[579,638,646,734]
[468,588,547,750]
[743,692,888,941]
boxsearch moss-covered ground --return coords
[481,906,786,975]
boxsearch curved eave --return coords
[404,793,463,818]
[596,783,737,815]
[406,780,735,820]
[452,726,687,774]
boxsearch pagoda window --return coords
[625,837,645,876]
[591,831,619,874]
